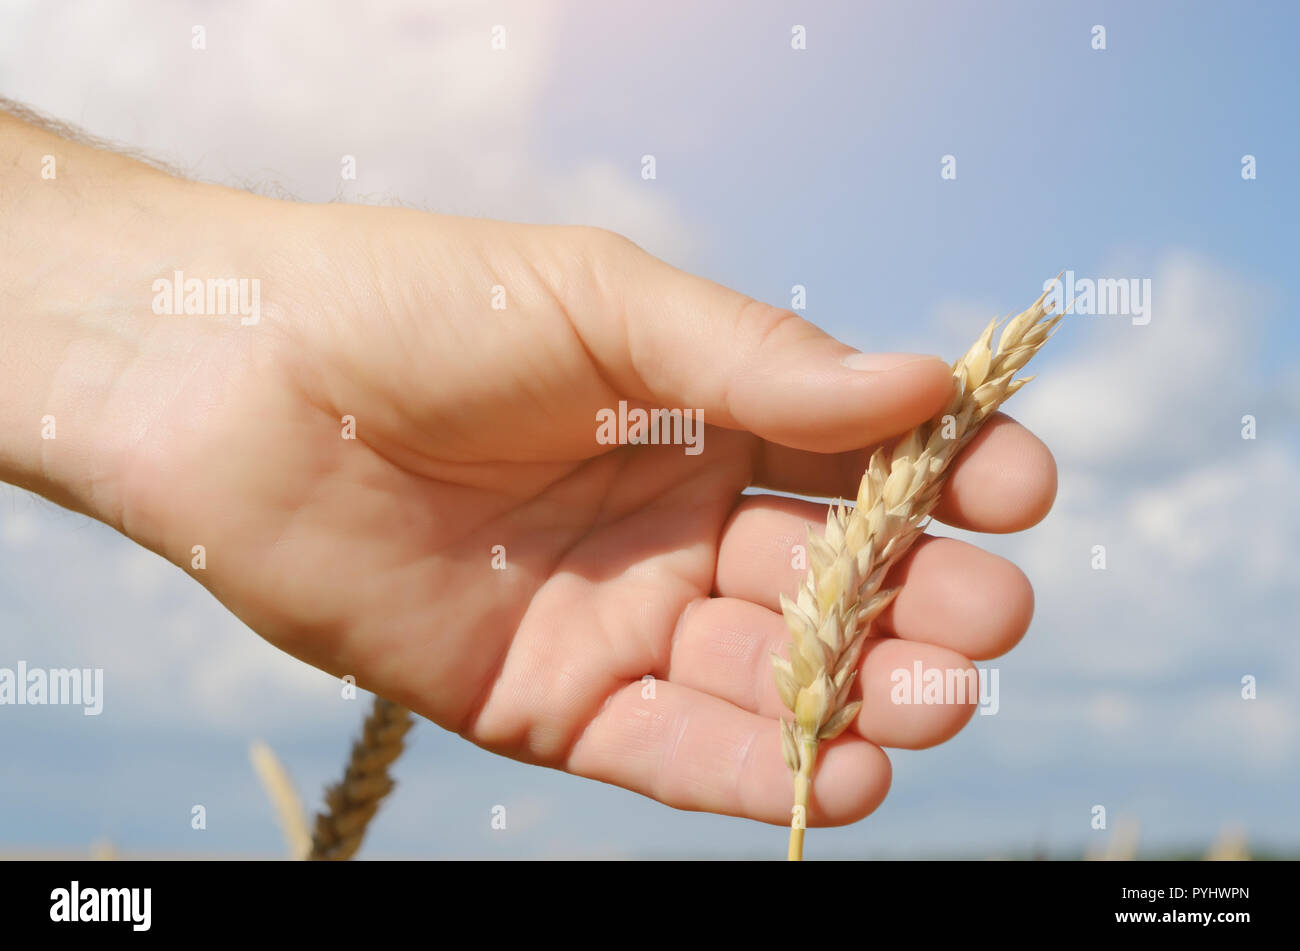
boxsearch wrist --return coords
[0,110,284,534]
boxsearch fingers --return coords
[931,413,1058,531]
[715,496,1034,660]
[753,412,1058,534]
[880,532,1033,659]
[565,678,891,826]
[665,597,977,749]
[545,226,955,453]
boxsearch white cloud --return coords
[925,252,1300,785]
[0,0,692,258]
[0,483,339,733]
[1013,251,1275,470]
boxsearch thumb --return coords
[564,229,954,453]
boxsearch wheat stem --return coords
[248,739,312,859]
[787,735,816,860]
[775,282,1063,860]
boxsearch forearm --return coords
[0,107,268,531]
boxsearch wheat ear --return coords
[308,696,414,860]
[774,283,1062,861]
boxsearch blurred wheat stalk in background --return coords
[248,739,311,859]
[308,696,414,860]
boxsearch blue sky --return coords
[1,0,1296,857]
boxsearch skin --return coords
[0,108,1056,830]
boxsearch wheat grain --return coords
[308,696,414,860]
[773,283,1063,861]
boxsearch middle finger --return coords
[714,494,1034,660]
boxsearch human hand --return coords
[1,111,1056,827]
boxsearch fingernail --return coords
[841,352,935,371]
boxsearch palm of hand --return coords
[113,208,1048,827]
